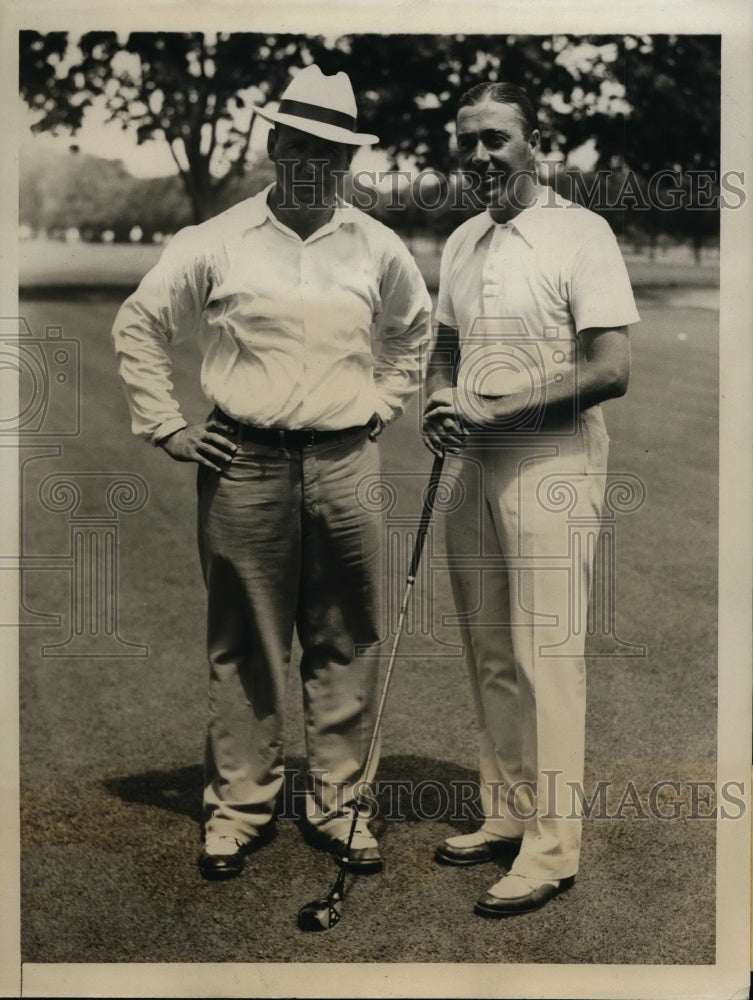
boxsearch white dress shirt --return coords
[112,185,432,443]
[436,187,640,401]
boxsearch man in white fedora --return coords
[112,65,432,879]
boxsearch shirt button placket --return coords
[299,242,315,514]
[482,225,507,317]
[300,244,309,386]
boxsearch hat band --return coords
[277,98,356,133]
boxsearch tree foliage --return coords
[20,30,307,222]
[20,31,720,229]
[19,144,134,237]
[19,142,277,240]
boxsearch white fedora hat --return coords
[253,64,379,146]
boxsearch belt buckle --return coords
[276,428,318,449]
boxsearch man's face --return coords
[456,99,539,221]
[268,125,353,209]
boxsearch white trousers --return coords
[445,407,609,879]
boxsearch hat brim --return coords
[253,105,379,146]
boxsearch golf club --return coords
[297,450,446,932]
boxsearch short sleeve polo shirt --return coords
[436,188,640,398]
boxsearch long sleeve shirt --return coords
[112,185,432,444]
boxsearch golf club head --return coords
[297,890,343,932]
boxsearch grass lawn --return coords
[10,248,734,981]
[19,235,720,295]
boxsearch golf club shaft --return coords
[344,451,446,850]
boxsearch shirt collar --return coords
[240,183,354,241]
[473,185,566,249]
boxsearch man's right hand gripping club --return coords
[422,386,467,457]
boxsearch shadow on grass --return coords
[103,763,205,824]
[103,754,483,830]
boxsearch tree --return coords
[19,31,83,130]
[596,34,720,176]
[307,33,719,178]
[308,34,587,173]
[20,30,309,223]
[19,142,135,237]
[20,31,720,242]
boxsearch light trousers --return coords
[445,408,609,879]
[196,429,383,843]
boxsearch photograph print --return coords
[4,5,751,999]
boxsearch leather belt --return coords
[214,408,366,449]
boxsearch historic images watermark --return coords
[280,770,746,823]
[3,315,149,656]
[350,167,746,213]
[272,161,744,213]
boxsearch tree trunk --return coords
[190,186,218,225]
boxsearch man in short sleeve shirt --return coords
[423,82,639,916]
[112,66,432,881]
